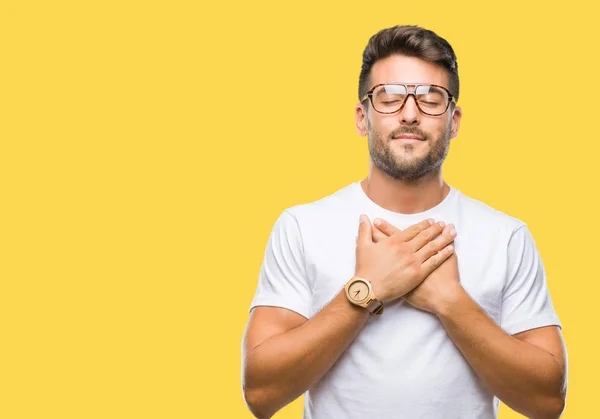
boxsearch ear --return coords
[450,105,462,139]
[355,103,368,136]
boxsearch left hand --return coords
[372,217,464,315]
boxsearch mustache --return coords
[389,127,429,140]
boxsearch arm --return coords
[436,290,567,419]
[242,291,369,419]
[373,219,567,418]
[243,215,456,418]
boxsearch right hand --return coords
[355,215,456,303]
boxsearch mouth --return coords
[392,135,425,143]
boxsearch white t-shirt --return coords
[249,181,562,419]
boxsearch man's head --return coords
[356,25,462,182]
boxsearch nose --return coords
[398,94,421,126]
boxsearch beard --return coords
[367,121,452,182]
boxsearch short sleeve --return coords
[249,210,312,319]
[501,225,562,335]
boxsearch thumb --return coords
[357,214,373,246]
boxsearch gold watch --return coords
[344,276,383,315]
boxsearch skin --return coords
[371,219,568,419]
[359,54,567,417]
[242,218,456,419]
[355,54,462,215]
[242,53,567,419]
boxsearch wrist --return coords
[344,276,384,316]
[433,284,468,318]
[354,271,388,303]
[339,290,371,318]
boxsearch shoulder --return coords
[284,182,358,225]
[453,188,527,237]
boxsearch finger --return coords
[414,224,457,262]
[395,218,436,242]
[408,221,446,250]
[420,244,455,275]
[357,214,373,247]
[372,218,402,237]
[372,225,388,243]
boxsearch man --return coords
[242,25,567,419]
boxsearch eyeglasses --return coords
[361,83,456,116]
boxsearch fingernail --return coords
[374,218,381,226]
[360,214,367,223]
[450,225,457,236]
[439,221,446,227]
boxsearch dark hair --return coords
[358,25,459,102]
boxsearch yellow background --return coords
[1,0,597,418]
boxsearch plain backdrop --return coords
[0,1,597,418]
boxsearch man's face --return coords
[356,54,462,182]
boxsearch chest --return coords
[304,222,508,323]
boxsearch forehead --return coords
[369,54,449,88]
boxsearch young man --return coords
[242,25,567,419]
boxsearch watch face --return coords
[348,280,369,303]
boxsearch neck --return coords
[361,164,450,215]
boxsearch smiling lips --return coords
[392,134,425,143]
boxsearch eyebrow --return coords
[387,84,449,94]
[379,84,408,92]
[382,83,444,88]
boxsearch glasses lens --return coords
[372,85,408,113]
[415,85,449,115]
[370,84,450,115]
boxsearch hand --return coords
[355,214,457,303]
[372,218,463,314]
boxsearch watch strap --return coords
[366,298,384,315]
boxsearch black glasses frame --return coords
[361,83,457,116]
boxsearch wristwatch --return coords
[344,276,384,315]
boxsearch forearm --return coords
[436,291,566,419]
[243,290,369,419]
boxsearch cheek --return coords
[426,119,451,138]
[370,116,395,136]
